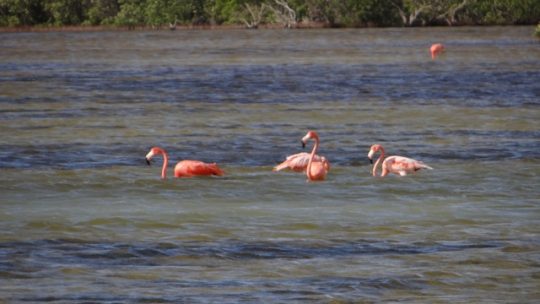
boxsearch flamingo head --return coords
[301,130,319,148]
[368,144,383,164]
[145,147,163,165]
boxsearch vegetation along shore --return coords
[1,0,539,31]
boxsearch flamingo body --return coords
[273,152,330,172]
[380,155,433,177]
[145,146,223,179]
[302,131,329,182]
[430,43,445,59]
[368,144,432,177]
[174,160,224,178]
[307,161,327,181]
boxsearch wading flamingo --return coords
[367,144,432,177]
[145,146,224,179]
[302,131,329,181]
[273,152,330,172]
[430,43,445,59]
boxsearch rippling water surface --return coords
[1,26,539,303]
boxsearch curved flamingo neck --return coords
[155,148,168,179]
[307,135,320,181]
[373,147,385,177]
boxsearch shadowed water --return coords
[1,26,539,303]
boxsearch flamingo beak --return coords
[145,150,155,166]
[367,150,375,164]
[301,141,306,149]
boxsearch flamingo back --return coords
[174,160,224,178]
[273,152,327,172]
[384,156,432,176]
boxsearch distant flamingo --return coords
[367,144,432,177]
[430,43,445,59]
[302,131,329,181]
[273,152,330,172]
[145,146,224,179]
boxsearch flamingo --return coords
[367,144,432,177]
[145,146,224,179]
[301,131,329,181]
[273,152,330,172]
[430,43,445,59]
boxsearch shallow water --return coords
[1,26,539,303]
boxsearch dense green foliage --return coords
[1,0,538,28]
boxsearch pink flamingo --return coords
[367,144,432,177]
[302,131,329,181]
[430,43,445,59]
[273,152,330,172]
[145,146,224,179]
